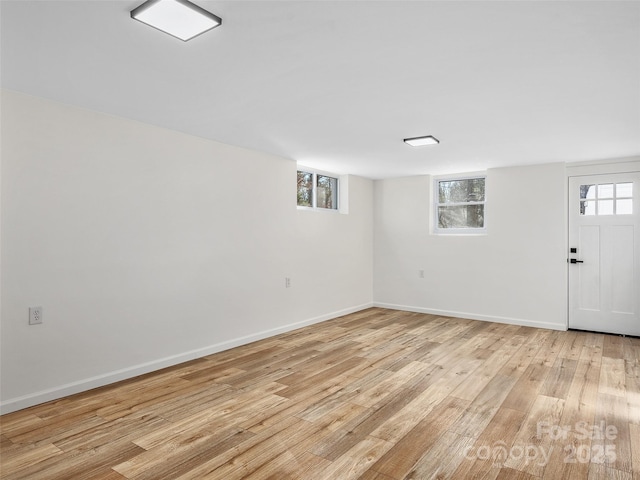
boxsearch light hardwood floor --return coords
[1,308,639,479]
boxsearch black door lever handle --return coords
[569,258,584,264]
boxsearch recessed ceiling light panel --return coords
[404,135,440,147]
[131,0,222,42]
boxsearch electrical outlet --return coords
[29,306,43,325]
[418,270,425,278]
[285,277,291,288]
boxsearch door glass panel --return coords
[580,185,596,200]
[598,184,614,199]
[617,199,633,215]
[580,201,596,216]
[599,200,614,215]
[617,183,633,198]
[579,182,634,215]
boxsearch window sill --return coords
[432,229,487,236]
[297,206,341,214]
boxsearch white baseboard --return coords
[374,302,567,331]
[0,303,373,415]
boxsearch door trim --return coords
[566,164,640,335]
[566,159,640,332]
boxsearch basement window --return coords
[297,169,339,210]
[434,174,486,234]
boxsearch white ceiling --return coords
[2,0,639,179]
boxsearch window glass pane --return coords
[439,178,485,203]
[438,205,484,229]
[316,175,337,209]
[617,183,633,198]
[598,184,614,199]
[580,185,596,200]
[580,201,596,216]
[617,199,633,215]
[297,171,313,207]
[598,199,614,215]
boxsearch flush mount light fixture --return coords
[131,0,222,41]
[403,135,440,147]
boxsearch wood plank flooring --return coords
[1,308,639,479]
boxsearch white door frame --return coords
[566,158,640,334]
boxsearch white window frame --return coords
[297,166,340,212]
[433,173,487,235]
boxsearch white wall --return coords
[0,90,373,413]
[374,163,567,330]
[0,90,592,414]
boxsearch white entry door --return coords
[568,172,640,336]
